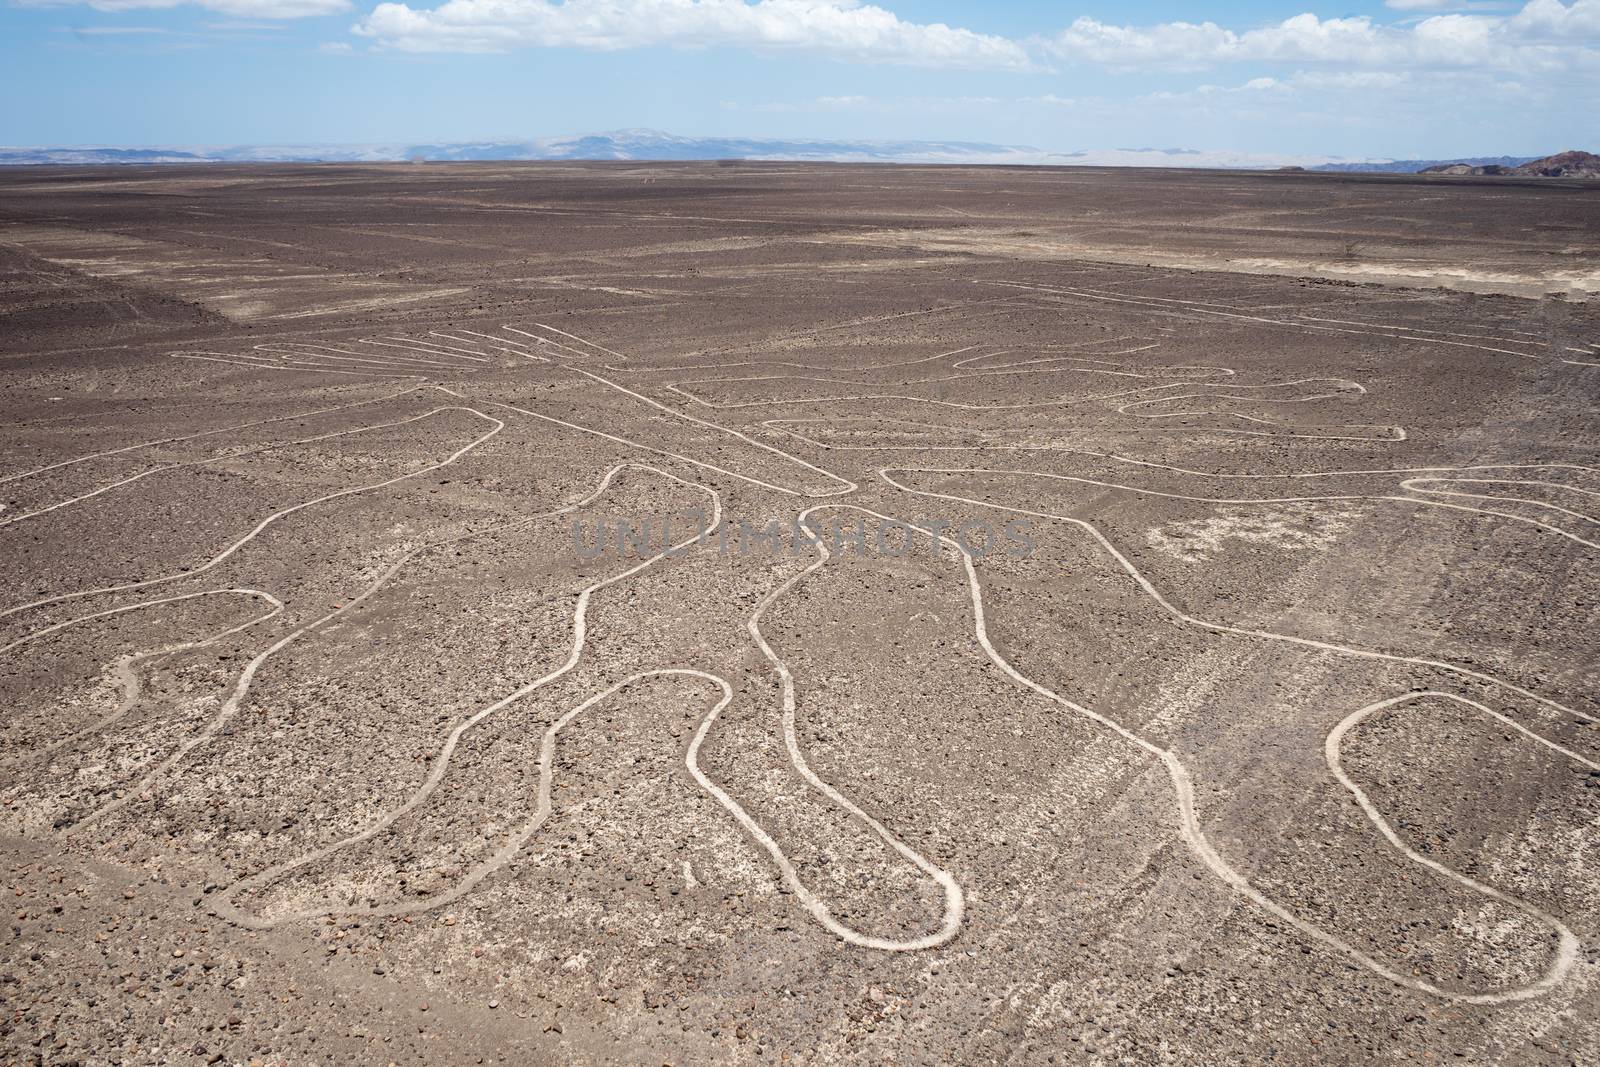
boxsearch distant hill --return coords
[35,131,1585,173]
[1420,150,1600,178]
[0,147,215,165]
[1518,149,1600,177]
[0,130,1049,167]
[400,129,1044,164]
[0,129,1358,170]
[1312,156,1538,174]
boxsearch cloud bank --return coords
[330,0,1600,77]
[39,0,350,17]
[354,0,1032,68]
[27,0,1600,83]
[1041,3,1600,72]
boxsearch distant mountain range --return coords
[0,131,1590,175]
[0,129,1347,169]
[0,130,1049,167]
[1416,150,1600,178]
[1309,155,1539,173]
[401,130,1048,164]
[1309,150,1600,177]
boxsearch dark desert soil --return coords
[1,161,1598,1065]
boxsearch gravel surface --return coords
[2,161,1597,1065]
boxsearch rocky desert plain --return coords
[0,161,1598,1065]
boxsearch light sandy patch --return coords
[1147,504,1360,562]
[1230,258,1600,300]
[827,226,1600,301]
[3,225,466,321]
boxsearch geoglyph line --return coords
[493,322,858,497]
[799,501,1587,1002]
[363,335,495,362]
[204,348,439,376]
[988,280,1600,368]
[768,418,1594,487]
[213,668,737,928]
[62,461,693,835]
[173,352,427,380]
[0,407,505,830]
[508,320,1386,442]
[660,349,1218,403]
[0,385,432,487]
[0,406,505,624]
[256,342,468,371]
[882,464,1600,560]
[0,588,284,761]
[210,461,961,951]
[1324,691,1595,997]
[16,301,1594,1001]
[0,401,478,532]
[430,330,550,363]
[664,367,1395,441]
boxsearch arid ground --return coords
[1,162,1598,1065]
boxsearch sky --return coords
[3,0,1598,160]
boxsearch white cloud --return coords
[31,0,350,17]
[1041,2,1600,72]
[1509,0,1600,35]
[354,0,1032,68]
[1384,0,1481,10]
[31,0,1599,72]
[1288,69,1410,89]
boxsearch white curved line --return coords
[0,589,284,758]
[529,321,630,362]
[215,670,729,927]
[989,280,1600,369]
[1324,691,1593,998]
[256,342,465,371]
[877,466,1597,724]
[207,463,722,920]
[772,420,1591,486]
[205,347,437,375]
[430,331,548,363]
[1402,478,1600,527]
[362,336,492,362]
[48,459,655,833]
[0,385,430,487]
[807,502,1583,1002]
[0,406,504,623]
[742,507,967,950]
[665,355,1232,400]
[482,398,828,498]
[0,406,478,531]
[562,342,983,376]
[886,464,1600,557]
[501,325,594,361]
[249,348,446,373]
[173,353,426,381]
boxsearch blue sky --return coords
[4,0,1597,159]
